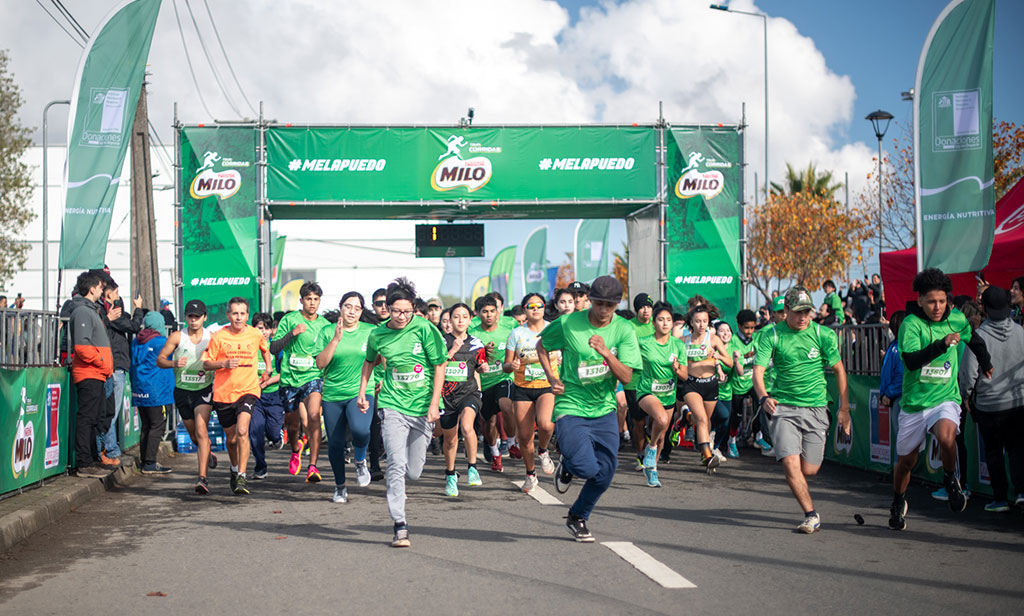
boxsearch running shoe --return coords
[797,513,821,534]
[702,454,720,475]
[522,473,538,493]
[355,460,371,487]
[300,435,310,457]
[100,452,121,467]
[945,474,968,513]
[889,499,908,531]
[141,463,173,474]
[633,457,646,472]
[306,464,322,483]
[642,445,658,470]
[491,455,503,473]
[75,465,108,478]
[392,527,411,548]
[482,444,493,462]
[643,467,662,488]
[1016,494,1024,507]
[208,453,218,469]
[754,437,773,454]
[194,476,209,495]
[253,468,268,480]
[984,501,1010,513]
[429,438,439,455]
[554,459,573,494]
[931,487,949,501]
[445,474,459,497]
[509,444,523,460]
[371,468,385,482]
[713,448,727,465]
[727,442,740,459]
[669,428,681,448]
[467,466,482,486]
[288,451,302,475]
[499,439,510,457]
[230,470,238,492]
[565,514,595,543]
[270,439,284,450]
[539,451,555,475]
[333,486,348,503]
[233,474,249,495]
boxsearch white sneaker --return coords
[539,451,555,475]
[522,473,539,493]
[797,513,820,534]
[355,460,371,487]
[713,448,727,464]
[332,486,348,503]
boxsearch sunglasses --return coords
[526,302,544,310]
[373,300,386,307]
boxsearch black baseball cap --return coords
[981,285,1011,320]
[633,293,653,311]
[589,276,623,303]
[568,281,590,295]
[184,299,207,316]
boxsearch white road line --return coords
[602,542,696,589]
[511,480,563,505]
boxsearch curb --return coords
[0,456,138,553]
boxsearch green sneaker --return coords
[445,473,459,497]
[467,466,482,486]
[233,474,249,495]
[984,501,1010,513]
[230,470,238,492]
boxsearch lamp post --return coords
[866,109,893,276]
[711,4,768,198]
[42,99,71,312]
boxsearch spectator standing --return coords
[160,299,179,333]
[97,281,145,465]
[846,278,870,323]
[131,311,175,473]
[68,271,114,478]
[959,286,1024,512]
[1009,276,1024,326]
[822,281,844,325]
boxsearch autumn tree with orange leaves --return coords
[747,188,874,304]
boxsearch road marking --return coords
[511,480,563,505]
[602,541,696,589]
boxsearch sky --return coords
[3,0,1021,300]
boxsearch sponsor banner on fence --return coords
[265,126,656,202]
[665,127,742,318]
[180,126,260,324]
[0,368,70,494]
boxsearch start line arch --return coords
[174,106,745,323]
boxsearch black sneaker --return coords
[565,514,595,543]
[141,463,173,474]
[370,468,385,482]
[208,453,218,469]
[195,476,210,495]
[554,459,573,494]
[888,499,908,530]
[230,470,238,492]
[234,474,250,495]
[75,465,108,478]
[945,475,968,513]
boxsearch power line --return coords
[201,0,258,117]
[35,0,85,47]
[51,0,89,40]
[171,0,218,119]
[183,0,242,117]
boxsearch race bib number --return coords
[258,360,266,372]
[289,355,315,368]
[524,365,547,381]
[445,362,469,382]
[651,379,674,394]
[180,372,208,384]
[920,359,952,384]
[577,359,610,384]
[392,364,427,388]
[686,345,707,360]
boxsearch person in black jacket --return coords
[96,280,146,463]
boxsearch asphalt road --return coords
[1,442,1021,615]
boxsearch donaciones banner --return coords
[59,0,162,269]
[573,219,609,284]
[522,226,548,297]
[489,246,516,301]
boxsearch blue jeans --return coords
[322,396,374,486]
[97,370,124,457]
[556,411,619,520]
[713,399,731,451]
[250,389,286,474]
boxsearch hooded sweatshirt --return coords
[130,327,175,406]
[69,295,113,383]
[959,318,1024,413]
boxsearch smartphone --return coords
[114,298,124,309]
[975,270,987,284]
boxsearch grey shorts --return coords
[769,405,829,466]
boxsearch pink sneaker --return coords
[288,451,301,475]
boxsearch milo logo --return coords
[431,135,494,192]
[190,151,243,200]
[674,152,725,200]
[12,418,34,478]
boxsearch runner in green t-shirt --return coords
[270,282,333,482]
[634,303,687,488]
[537,276,641,542]
[469,295,515,473]
[719,310,758,459]
[357,278,446,549]
[711,320,740,459]
[623,292,655,453]
[748,295,786,454]
[315,292,377,504]
[754,285,849,534]
[888,268,993,530]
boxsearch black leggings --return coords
[139,405,169,465]
[972,406,1024,501]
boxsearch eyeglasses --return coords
[373,300,386,307]
[390,308,413,317]
[526,302,544,310]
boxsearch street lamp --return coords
[710,3,768,198]
[866,109,893,275]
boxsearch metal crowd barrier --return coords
[832,322,891,377]
[0,309,65,368]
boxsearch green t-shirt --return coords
[372,316,389,384]
[825,291,844,324]
[638,335,684,407]
[898,309,972,414]
[540,311,642,420]
[753,324,776,393]
[726,335,756,396]
[272,311,333,387]
[257,352,280,394]
[470,314,519,330]
[468,321,514,390]
[322,322,377,402]
[719,357,732,400]
[366,316,446,417]
[754,321,839,407]
[626,317,655,390]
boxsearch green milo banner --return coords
[1,368,71,494]
[665,127,742,318]
[266,126,656,202]
[824,373,1010,498]
[118,375,140,451]
[180,126,260,325]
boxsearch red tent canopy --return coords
[880,178,1024,317]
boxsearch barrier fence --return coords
[0,309,64,368]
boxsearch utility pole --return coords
[130,82,161,313]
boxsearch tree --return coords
[0,50,34,291]
[747,187,874,304]
[611,241,628,299]
[857,119,1024,251]
[770,162,843,199]
[555,252,574,289]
